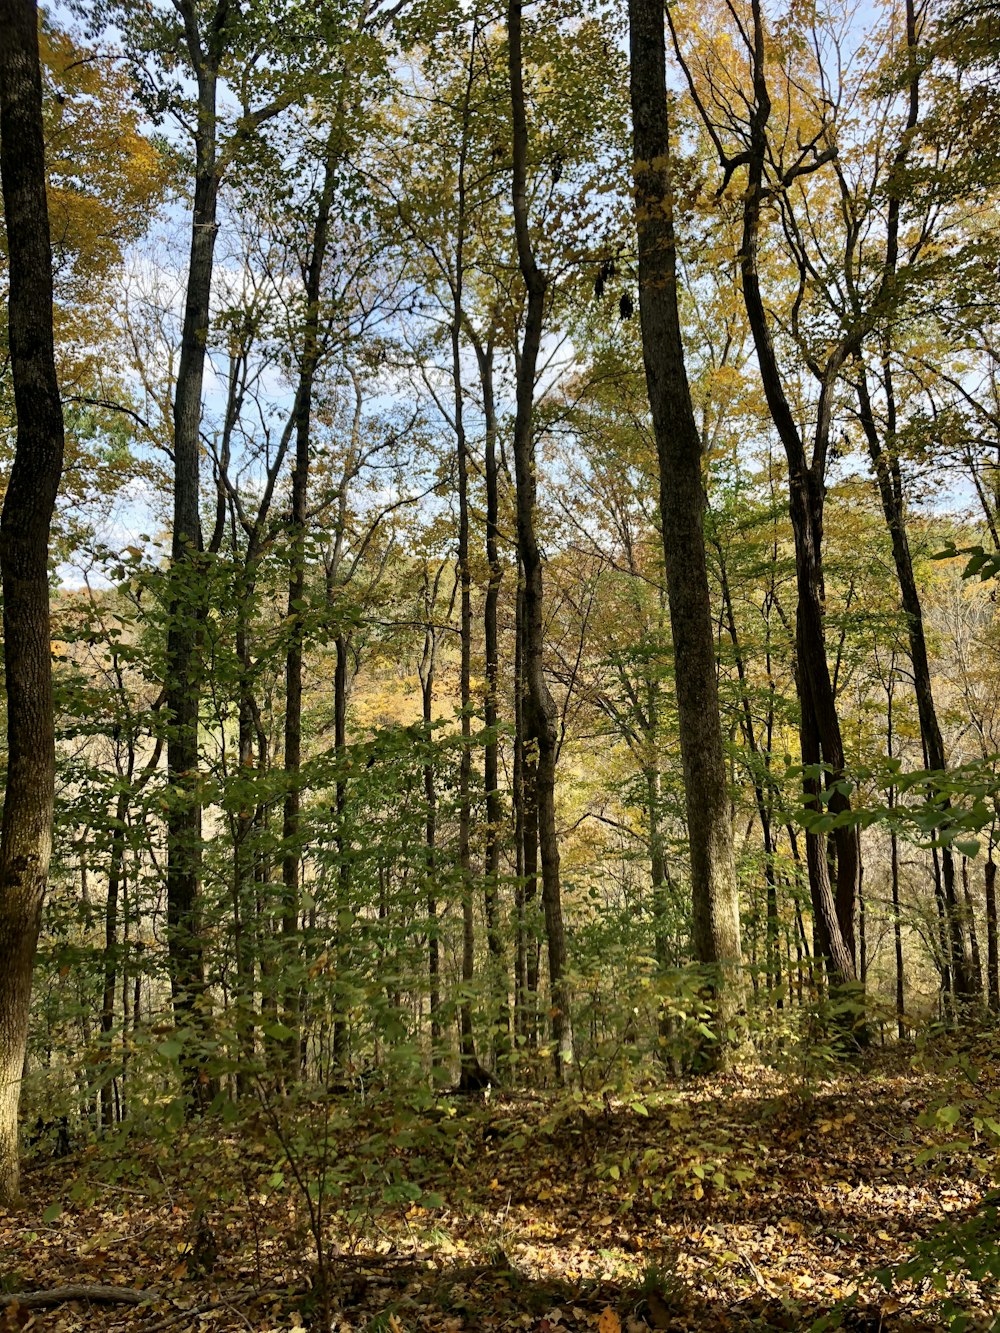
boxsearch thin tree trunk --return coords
[100,793,129,1129]
[985,856,998,1014]
[332,632,351,1067]
[418,564,447,1074]
[856,368,977,999]
[474,332,509,1068]
[165,4,224,1097]
[508,0,572,1079]
[962,858,983,995]
[281,136,344,1080]
[0,0,67,1202]
[512,581,530,1049]
[886,673,907,1039]
[450,45,486,1087]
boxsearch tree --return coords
[668,0,862,987]
[507,0,573,1079]
[0,0,66,1202]
[628,0,743,1044]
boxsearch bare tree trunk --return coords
[165,3,225,1099]
[962,858,983,995]
[507,0,572,1079]
[449,48,487,1088]
[0,0,67,1202]
[628,0,743,1049]
[473,332,510,1069]
[512,582,530,1051]
[417,564,447,1074]
[856,367,977,1000]
[332,632,351,1067]
[281,145,340,1081]
[985,856,999,1014]
[101,793,129,1129]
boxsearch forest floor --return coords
[2,1043,998,1332]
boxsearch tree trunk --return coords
[628,0,743,1045]
[855,369,977,999]
[0,0,67,1203]
[474,332,510,1068]
[450,60,486,1088]
[100,793,129,1129]
[281,145,340,1081]
[985,857,998,1014]
[724,0,859,988]
[165,10,223,1097]
[508,0,572,1079]
[418,565,446,1074]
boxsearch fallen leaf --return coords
[597,1308,620,1333]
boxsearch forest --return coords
[1,0,1000,1326]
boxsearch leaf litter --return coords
[0,1056,994,1331]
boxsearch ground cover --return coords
[1,1051,995,1331]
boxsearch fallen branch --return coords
[0,1284,161,1309]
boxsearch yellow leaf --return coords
[598,1309,621,1333]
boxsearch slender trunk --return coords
[451,57,483,1085]
[512,582,529,1049]
[165,21,221,1096]
[476,335,509,1066]
[985,857,999,1014]
[886,676,907,1038]
[628,0,742,1046]
[856,371,977,998]
[332,632,351,1066]
[233,637,258,1096]
[423,665,441,1070]
[931,844,953,1003]
[282,145,342,1080]
[0,0,67,1202]
[100,793,130,1129]
[962,858,983,995]
[418,564,446,1074]
[508,0,571,1078]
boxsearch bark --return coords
[417,564,447,1072]
[0,0,67,1203]
[628,0,743,1035]
[886,675,907,1039]
[100,793,129,1129]
[512,581,530,1047]
[473,330,510,1066]
[331,632,351,1066]
[451,44,486,1088]
[165,2,225,1091]
[985,857,999,1014]
[281,140,340,1078]
[507,0,572,1078]
[963,858,983,995]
